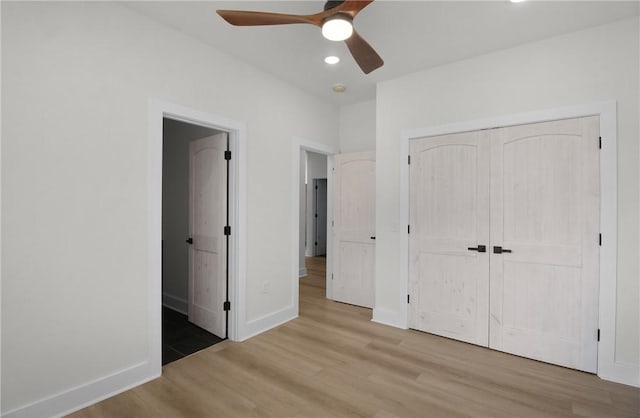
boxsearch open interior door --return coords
[332,151,376,308]
[188,133,228,338]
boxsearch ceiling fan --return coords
[216,0,384,74]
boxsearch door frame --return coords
[312,178,328,256]
[398,101,626,384]
[149,99,247,374]
[292,138,337,303]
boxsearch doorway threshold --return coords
[162,306,224,365]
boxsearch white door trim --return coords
[292,138,338,303]
[400,101,637,387]
[149,100,247,367]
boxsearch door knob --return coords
[467,245,486,253]
[370,236,376,240]
[186,237,193,244]
[493,246,512,254]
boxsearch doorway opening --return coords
[298,148,331,308]
[162,118,228,365]
[150,100,245,373]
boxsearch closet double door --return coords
[409,116,600,373]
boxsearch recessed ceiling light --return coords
[324,56,340,65]
[332,84,346,93]
[510,0,526,3]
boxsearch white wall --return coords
[305,151,327,257]
[339,99,376,153]
[1,2,338,415]
[375,17,639,380]
[162,119,220,312]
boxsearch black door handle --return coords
[370,236,376,240]
[493,246,512,254]
[467,245,486,253]
[186,237,193,244]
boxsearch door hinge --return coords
[223,301,231,311]
[599,233,602,246]
[597,328,600,341]
[599,136,602,149]
[408,155,411,165]
[408,225,410,234]
[331,273,334,280]
[407,294,410,304]
[224,150,232,160]
[224,225,231,236]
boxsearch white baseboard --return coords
[2,361,158,418]
[372,307,408,330]
[599,361,640,388]
[370,308,640,387]
[162,292,188,315]
[299,267,307,277]
[240,305,297,342]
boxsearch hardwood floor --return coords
[70,256,639,417]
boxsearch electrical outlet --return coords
[262,281,270,294]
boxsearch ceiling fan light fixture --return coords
[322,16,353,41]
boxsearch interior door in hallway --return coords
[333,151,376,308]
[188,133,227,338]
[489,117,600,372]
[409,131,491,346]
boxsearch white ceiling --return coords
[124,1,639,106]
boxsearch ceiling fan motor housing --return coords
[323,12,353,25]
[324,1,345,11]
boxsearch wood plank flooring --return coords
[69,256,639,417]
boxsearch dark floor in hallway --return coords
[162,307,224,365]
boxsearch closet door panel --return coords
[489,117,600,373]
[409,131,490,346]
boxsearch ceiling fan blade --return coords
[216,10,318,26]
[345,30,383,74]
[218,1,376,27]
